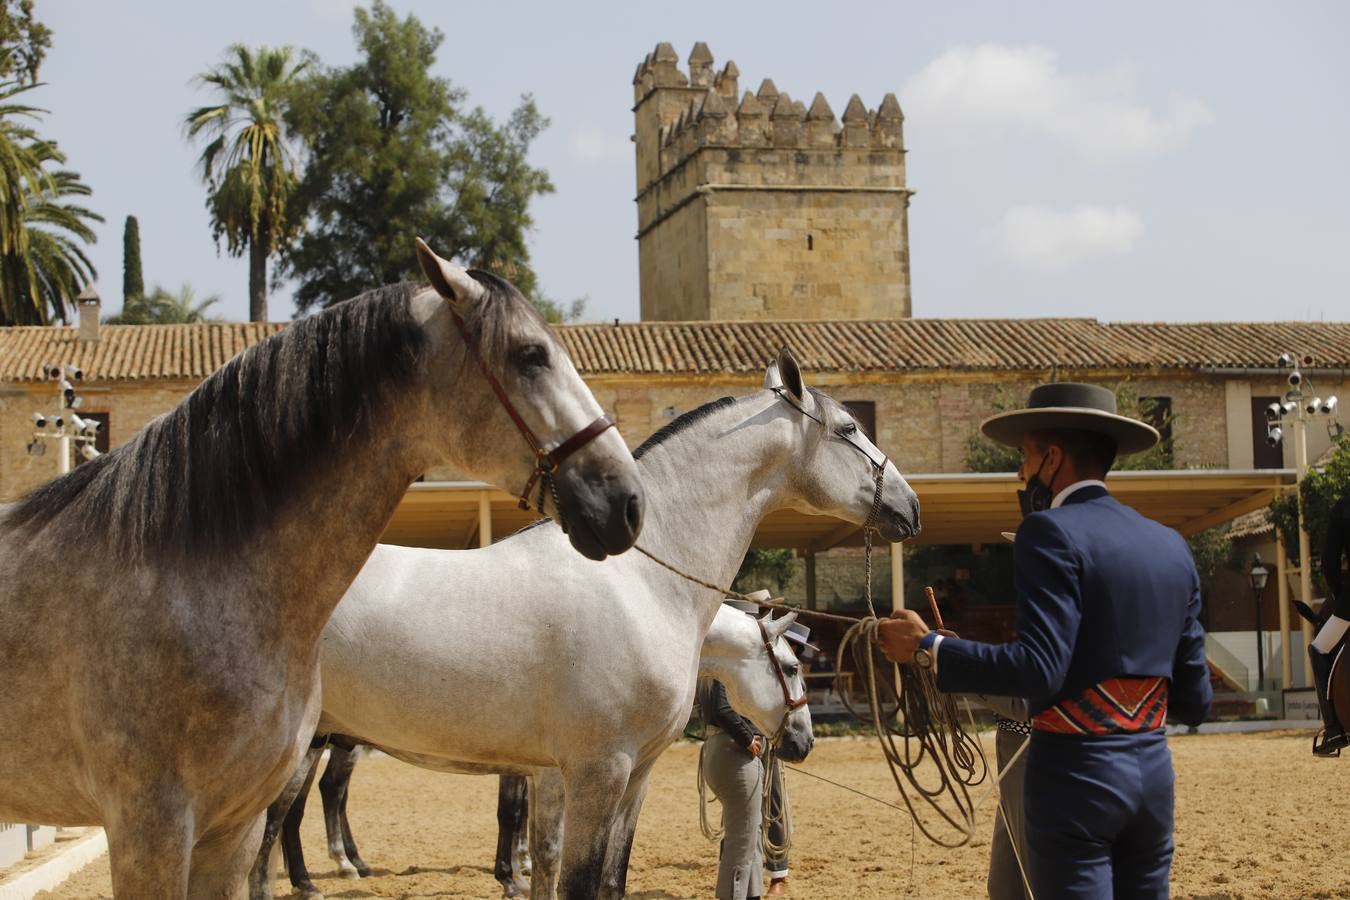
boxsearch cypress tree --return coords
[122,215,144,304]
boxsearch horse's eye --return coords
[786,665,800,678]
[837,422,858,437]
[511,343,550,373]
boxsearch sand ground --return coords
[39,730,1350,899]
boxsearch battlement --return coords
[634,42,904,188]
[633,42,913,323]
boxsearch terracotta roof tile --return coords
[2,319,1349,382]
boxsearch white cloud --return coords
[904,45,1214,162]
[993,205,1144,272]
[568,127,630,164]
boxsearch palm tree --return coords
[105,282,221,324]
[185,44,308,322]
[0,140,101,325]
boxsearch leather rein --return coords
[449,305,615,514]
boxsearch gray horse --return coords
[256,350,918,900]
[0,240,644,898]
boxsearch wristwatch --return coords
[913,631,938,669]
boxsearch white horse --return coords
[261,349,919,899]
[0,240,644,898]
[268,603,812,898]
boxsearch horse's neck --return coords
[636,395,789,610]
[699,612,755,679]
[258,418,434,646]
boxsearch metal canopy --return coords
[380,469,1294,552]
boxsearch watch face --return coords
[914,648,933,669]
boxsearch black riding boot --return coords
[1310,647,1350,757]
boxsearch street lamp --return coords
[1250,554,1270,691]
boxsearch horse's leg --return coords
[558,755,632,900]
[333,750,371,877]
[248,744,324,900]
[496,774,530,897]
[280,750,324,898]
[599,756,658,900]
[318,743,363,878]
[104,796,193,897]
[187,812,265,900]
[529,769,566,900]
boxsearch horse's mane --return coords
[633,397,737,460]
[5,282,433,562]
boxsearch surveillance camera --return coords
[50,414,64,429]
[31,411,46,428]
[60,378,75,407]
[1278,353,1294,368]
[1288,370,1303,388]
[1323,397,1339,415]
[1307,397,1323,415]
[25,438,45,457]
[1280,402,1297,417]
[1265,402,1282,422]
[62,364,83,381]
[1267,426,1283,447]
[78,444,100,462]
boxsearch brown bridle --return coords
[756,618,810,715]
[449,304,616,514]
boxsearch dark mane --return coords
[5,283,430,562]
[633,397,737,460]
[463,269,556,372]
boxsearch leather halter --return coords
[757,618,809,714]
[449,304,616,513]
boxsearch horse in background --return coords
[0,239,644,898]
[253,349,918,900]
[273,604,813,898]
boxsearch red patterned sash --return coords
[1031,677,1168,735]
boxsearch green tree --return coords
[0,1,50,85]
[122,214,143,304]
[280,1,553,311]
[186,43,309,322]
[1270,437,1350,586]
[105,282,221,324]
[733,548,796,596]
[531,291,586,324]
[0,140,100,325]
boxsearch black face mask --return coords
[1017,453,1054,519]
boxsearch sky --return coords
[35,1,1350,324]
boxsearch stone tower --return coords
[633,42,913,322]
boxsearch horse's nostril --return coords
[624,493,642,533]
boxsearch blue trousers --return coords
[1022,730,1174,899]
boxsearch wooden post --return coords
[804,551,817,611]
[1277,531,1292,689]
[478,491,493,548]
[890,541,905,611]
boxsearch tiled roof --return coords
[2,319,1349,382]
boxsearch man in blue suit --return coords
[878,382,1212,899]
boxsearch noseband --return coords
[450,305,616,514]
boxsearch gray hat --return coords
[980,382,1159,456]
[724,589,773,616]
[783,620,820,652]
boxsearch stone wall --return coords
[633,41,911,322]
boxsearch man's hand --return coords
[748,734,765,757]
[876,609,930,664]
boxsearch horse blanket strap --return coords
[1031,677,1168,736]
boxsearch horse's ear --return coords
[777,346,806,403]
[764,610,797,641]
[763,361,782,390]
[415,237,484,308]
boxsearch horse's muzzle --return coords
[554,463,645,560]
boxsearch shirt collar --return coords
[1052,479,1107,509]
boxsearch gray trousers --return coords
[702,731,765,900]
[989,725,1031,900]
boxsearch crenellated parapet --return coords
[633,42,914,322]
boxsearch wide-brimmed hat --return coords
[980,382,1159,456]
[782,621,820,653]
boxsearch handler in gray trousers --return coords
[980,693,1032,900]
[699,677,767,899]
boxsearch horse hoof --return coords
[294,882,324,900]
[336,861,361,879]
[352,858,372,878]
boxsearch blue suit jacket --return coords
[936,485,1212,726]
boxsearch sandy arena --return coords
[40,730,1349,899]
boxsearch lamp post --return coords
[1250,554,1270,691]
